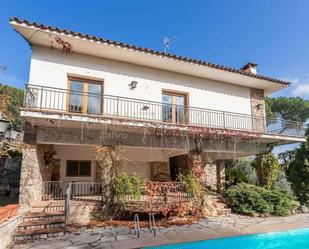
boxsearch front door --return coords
[169,154,189,181]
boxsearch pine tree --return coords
[288,130,309,206]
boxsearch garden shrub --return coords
[225,158,257,188]
[226,183,299,216]
[178,171,202,198]
[115,171,141,208]
[273,170,293,194]
[225,168,249,188]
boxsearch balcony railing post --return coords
[23,87,27,107]
[223,111,226,129]
[39,86,43,109]
[116,96,119,117]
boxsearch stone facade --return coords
[151,162,170,181]
[19,145,51,206]
[0,156,21,197]
[216,160,225,193]
[204,163,217,191]
[188,150,226,193]
[250,88,266,132]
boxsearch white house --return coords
[10,17,305,206]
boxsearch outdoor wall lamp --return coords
[142,105,149,111]
[256,104,263,110]
[129,81,138,89]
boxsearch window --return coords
[68,77,103,114]
[162,90,188,123]
[66,160,91,177]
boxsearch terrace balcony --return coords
[22,85,306,140]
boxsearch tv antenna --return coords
[0,65,7,72]
[163,36,177,53]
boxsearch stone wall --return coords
[151,162,170,181]
[250,88,266,132]
[187,150,226,193]
[216,160,226,193]
[0,156,21,198]
[204,163,217,191]
[203,162,226,193]
[19,145,51,206]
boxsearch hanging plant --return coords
[50,37,73,53]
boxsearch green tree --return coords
[0,84,24,131]
[266,96,309,122]
[278,150,297,171]
[225,158,257,187]
[288,131,309,206]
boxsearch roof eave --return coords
[9,17,291,92]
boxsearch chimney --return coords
[240,62,258,74]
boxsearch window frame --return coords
[66,160,92,177]
[67,76,104,114]
[162,89,189,123]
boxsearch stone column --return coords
[188,150,205,182]
[202,161,226,193]
[19,145,47,206]
[204,163,217,191]
[216,160,225,193]
[250,88,266,132]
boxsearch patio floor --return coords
[11,213,309,249]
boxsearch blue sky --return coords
[1,0,309,99]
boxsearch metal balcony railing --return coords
[24,85,306,138]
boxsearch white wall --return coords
[54,145,152,181]
[124,162,151,179]
[29,45,252,115]
[54,145,97,182]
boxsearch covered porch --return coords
[38,144,225,203]
[19,111,301,207]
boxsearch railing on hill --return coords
[24,85,306,138]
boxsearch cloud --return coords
[280,77,309,98]
[292,83,309,97]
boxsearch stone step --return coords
[217,208,231,215]
[18,218,65,230]
[31,206,65,213]
[14,227,65,241]
[213,202,228,209]
[23,211,64,222]
[31,201,65,212]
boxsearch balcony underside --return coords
[22,109,305,160]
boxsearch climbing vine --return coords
[50,37,73,53]
[253,153,279,189]
[95,145,121,219]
